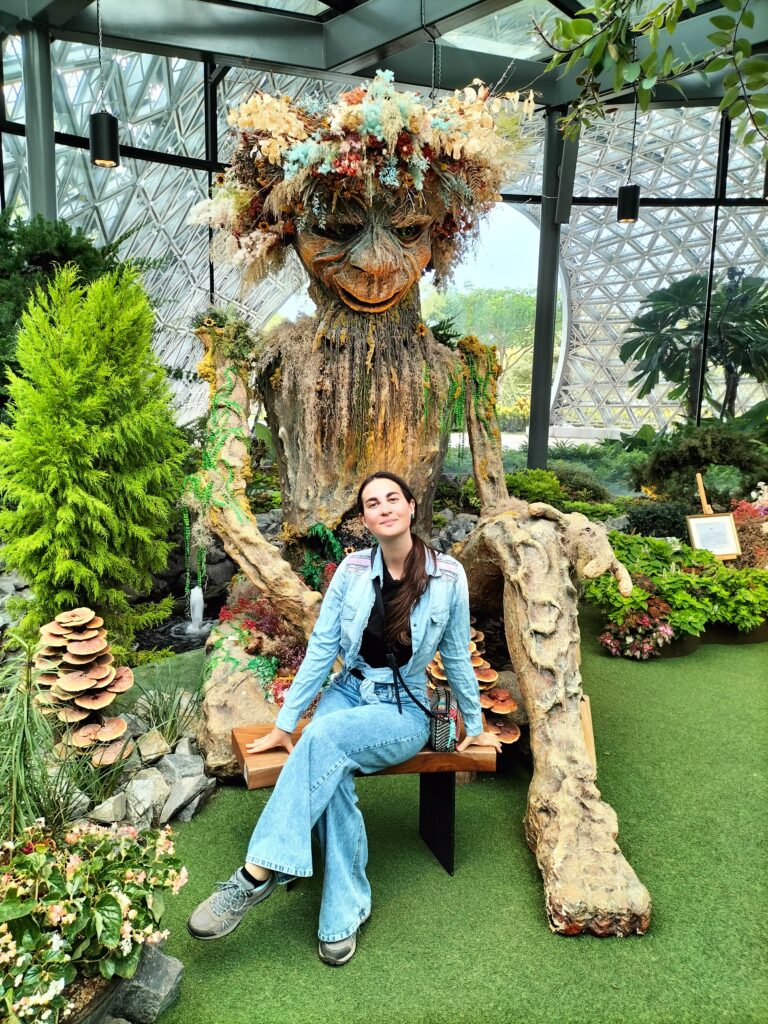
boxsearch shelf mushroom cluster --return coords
[34,607,135,766]
[427,623,520,745]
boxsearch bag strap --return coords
[369,545,443,721]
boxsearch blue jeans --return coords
[245,672,430,942]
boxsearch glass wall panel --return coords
[726,131,767,199]
[51,42,205,159]
[574,107,718,200]
[56,146,210,421]
[555,204,715,432]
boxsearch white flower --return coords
[49,932,64,952]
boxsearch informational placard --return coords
[686,513,741,560]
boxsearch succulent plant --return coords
[34,607,135,766]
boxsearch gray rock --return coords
[159,774,214,824]
[437,507,455,522]
[175,780,216,822]
[123,713,150,738]
[0,577,17,596]
[174,736,198,757]
[113,945,183,1024]
[205,557,237,587]
[137,729,172,764]
[125,772,171,831]
[14,587,33,602]
[89,792,128,824]
[155,752,205,785]
[255,513,271,531]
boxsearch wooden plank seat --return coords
[232,722,497,875]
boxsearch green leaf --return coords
[718,0,741,8]
[719,85,741,111]
[569,18,594,37]
[99,957,116,980]
[709,14,735,29]
[641,75,658,90]
[622,61,642,83]
[742,130,757,145]
[649,22,659,49]
[722,69,740,88]
[741,9,754,29]
[728,98,747,118]
[685,0,696,10]
[0,901,30,924]
[707,30,733,46]
[734,37,752,58]
[704,56,730,72]
[751,95,768,109]
[95,893,123,948]
[149,888,165,923]
[662,46,675,77]
[637,86,652,112]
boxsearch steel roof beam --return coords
[57,0,326,71]
[324,0,516,74]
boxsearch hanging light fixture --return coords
[89,0,120,168]
[617,89,640,223]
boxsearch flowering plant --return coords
[599,612,675,660]
[0,821,188,1022]
[190,70,534,285]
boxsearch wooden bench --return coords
[232,722,497,875]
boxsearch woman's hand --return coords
[456,730,503,754]
[245,727,295,755]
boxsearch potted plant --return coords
[0,821,188,1022]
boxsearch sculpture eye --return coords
[317,222,360,242]
[394,224,424,242]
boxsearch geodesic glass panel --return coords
[50,41,205,159]
[55,145,211,422]
[726,130,768,199]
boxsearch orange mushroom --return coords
[55,608,95,627]
[91,738,135,767]
[95,717,128,742]
[74,691,117,710]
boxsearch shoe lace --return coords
[210,878,252,917]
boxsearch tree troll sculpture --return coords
[186,72,651,937]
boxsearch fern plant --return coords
[0,264,187,651]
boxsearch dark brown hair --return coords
[356,471,436,647]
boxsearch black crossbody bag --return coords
[369,546,461,753]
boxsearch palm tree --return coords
[620,272,768,420]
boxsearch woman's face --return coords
[359,478,416,542]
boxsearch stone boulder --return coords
[113,945,183,1024]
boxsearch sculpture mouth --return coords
[336,284,408,313]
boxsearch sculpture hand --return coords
[456,730,503,754]
[245,727,295,755]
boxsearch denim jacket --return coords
[275,546,484,736]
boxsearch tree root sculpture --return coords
[186,324,321,642]
[460,502,651,936]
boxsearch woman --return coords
[187,471,500,964]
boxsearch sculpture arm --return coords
[436,563,484,737]
[275,560,348,731]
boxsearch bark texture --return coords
[460,505,650,936]
[191,327,321,642]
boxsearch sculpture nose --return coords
[348,232,400,277]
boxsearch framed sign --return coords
[686,513,741,560]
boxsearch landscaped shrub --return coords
[0,212,124,405]
[0,265,187,652]
[560,500,621,520]
[505,468,565,504]
[584,531,768,656]
[549,461,612,502]
[625,498,691,540]
[630,423,768,502]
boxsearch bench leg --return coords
[419,772,455,875]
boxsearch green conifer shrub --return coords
[0,211,123,401]
[0,264,187,652]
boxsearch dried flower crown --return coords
[190,70,534,287]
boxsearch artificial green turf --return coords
[154,614,768,1024]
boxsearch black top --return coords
[358,559,413,668]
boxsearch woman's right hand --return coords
[245,727,295,755]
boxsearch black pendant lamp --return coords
[617,91,640,224]
[89,0,120,168]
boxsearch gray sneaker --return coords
[317,915,369,966]
[187,869,276,940]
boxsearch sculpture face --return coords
[294,193,433,313]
